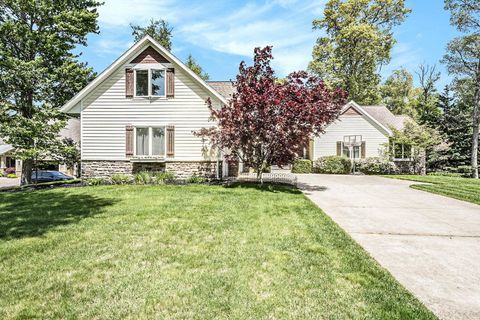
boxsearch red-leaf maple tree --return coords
[198,46,347,181]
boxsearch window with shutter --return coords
[166,68,175,98]
[125,69,134,98]
[166,126,175,157]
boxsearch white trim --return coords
[61,35,227,113]
[133,125,167,158]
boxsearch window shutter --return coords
[361,141,366,158]
[336,142,341,156]
[125,68,134,98]
[166,125,175,157]
[166,68,175,98]
[126,125,134,157]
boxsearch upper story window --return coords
[135,69,166,97]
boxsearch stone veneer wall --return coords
[81,160,221,179]
[165,161,221,179]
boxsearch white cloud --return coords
[93,0,325,76]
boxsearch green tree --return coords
[436,85,474,168]
[381,68,418,117]
[185,54,210,80]
[309,0,411,105]
[415,64,442,126]
[443,0,480,178]
[131,19,173,50]
[390,121,444,175]
[0,0,101,185]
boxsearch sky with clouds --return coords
[78,0,459,89]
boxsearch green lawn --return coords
[0,185,435,319]
[386,175,480,205]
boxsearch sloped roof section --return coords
[362,106,411,131]
[207,81,235,99]
[0,144,14,156]
[61,36,228,113]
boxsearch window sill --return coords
[131,96,168,100]
[130,156,166,163]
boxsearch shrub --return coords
[134,171,151,185]
[187,174,206,184]
[356,157,396,175]
[4,167,15,175]
[111,174,131,185]
[457,165,473,178]
[6,173,17,179]
[85,178,106,186]
[313,156,351,174]
[291,159,312,174]
[0,172,4,178]
[153,171,176,184]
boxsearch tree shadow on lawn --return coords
[0,190,118,240]
[225,182,303,194]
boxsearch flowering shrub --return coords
[314,156,351,174]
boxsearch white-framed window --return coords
[392,143,412,160]
[342,144,361,158]
[134,68,166,97]
[134,126,166,157]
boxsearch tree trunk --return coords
[472,88,479,179]
[21,158,33,185]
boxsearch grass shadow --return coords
[0,189,118,240]
[224,182,302,194]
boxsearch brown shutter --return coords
[166,125,175,157]
[166,68,175,98]
[361,141,366,158]
[125,68,134,98]
[336,142,342,156]
[126,125,134,157]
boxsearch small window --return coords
[135,127,166,157]
[135,70,149,96]
[151,69,165,96]
[134,69,166,97]
[393,143,411,160]
[342,145,360,159]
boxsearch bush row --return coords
[84,171,208,186]
[292,157,396,175]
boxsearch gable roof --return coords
[207,81,236,99]
[61,36,228,113]
[362,106,411,131]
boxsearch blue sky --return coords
[79,0,459,89]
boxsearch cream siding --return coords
[80,61,220,161]
[314,114,389,159]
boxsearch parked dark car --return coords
[31,171,74,183]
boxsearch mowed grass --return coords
[387,175,480,205]
[0,185,435,319]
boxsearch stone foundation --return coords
[81,160,222,179]
[165,161,221,179]
[81,161,133,178]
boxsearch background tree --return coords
[443,0,480,178]
[381,68,418,117]
[185,54,209,80]
[0,0,101,184]
[131,20,210,80]
[52,138,81,178]
[131,19,173,50]
[309,0,411,105]
[199,46,347,182]
[415,64,442,126]
[436,85,473,169]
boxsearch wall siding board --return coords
[81,61,220,161]
[314,115,388,159]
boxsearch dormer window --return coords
[134,69,166,97]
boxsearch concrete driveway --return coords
[297,174,480,320]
